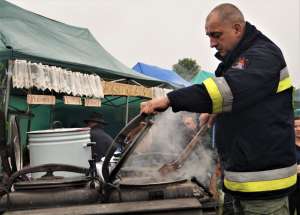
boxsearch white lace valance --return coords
[152,87,172,98]
[11,60,104,98]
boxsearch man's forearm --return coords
[167,84,212,113]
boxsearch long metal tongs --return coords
[158,122,208,176]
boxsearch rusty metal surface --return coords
[108,181,202,203]
[3,198,211,215]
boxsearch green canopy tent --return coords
[0,0,171,173]
[191,70,214,84]
[0,0,171,134]
[0,0,168,127]
[0,0,172,121]
[0,0,167,86]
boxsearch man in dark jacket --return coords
[85,112,113,161]
[141,3,296,214]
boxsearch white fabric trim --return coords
[152,87,172,98]
[279,67,289,80]
[11,60,104,98]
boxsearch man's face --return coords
[294,119,300,142]
[183,116,197,131]
[205,13,242,57]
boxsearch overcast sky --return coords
[7,0,300,87]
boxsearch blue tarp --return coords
[132,62,191,88]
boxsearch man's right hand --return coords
[140,96,170,114]
[199,113,217,128]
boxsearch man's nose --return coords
[210,38,218,48]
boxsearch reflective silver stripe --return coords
[213,77,233,112]
[279,67,289,80]
[224,163,297,182]
[277,66,292,93]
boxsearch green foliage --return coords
[172,58,200,81]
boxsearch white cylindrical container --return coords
[28,128,92,178]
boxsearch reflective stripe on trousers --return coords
[224,164,297,192]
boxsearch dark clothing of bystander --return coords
[90,125,113,161]
[289,145,300,215]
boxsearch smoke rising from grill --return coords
[121,109,216,186]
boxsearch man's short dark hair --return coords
[208,3,245,25]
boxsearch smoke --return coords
[121,109,216,186]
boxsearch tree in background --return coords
[172,58,200,81]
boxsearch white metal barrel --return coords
[27,128,92,178]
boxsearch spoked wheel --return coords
[0,111,12,178]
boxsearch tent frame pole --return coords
[125,96,129,125]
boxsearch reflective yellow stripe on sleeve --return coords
[277,76,292,93]
[224,174,297,192]
[203,78,223,113]
[277,67,292,93]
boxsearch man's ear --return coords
[233,23,242,34]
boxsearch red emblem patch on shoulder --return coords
[232,57,248,70]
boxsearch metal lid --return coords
[102,113,153,183]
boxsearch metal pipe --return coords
[108,182,199,203]
[111,78,126,83]
[129,79,143,86]
[0,188,100,210]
